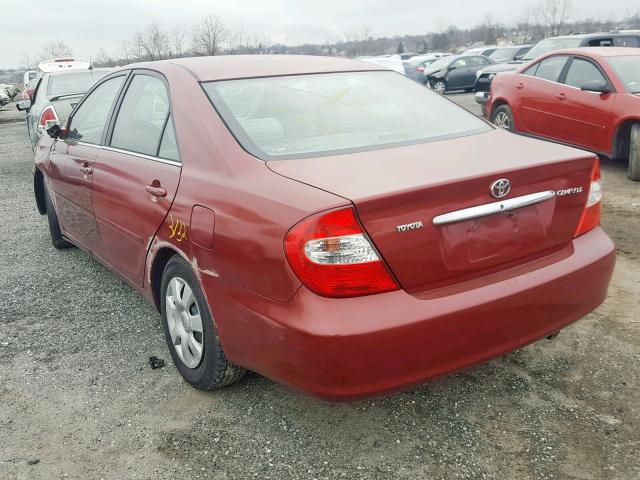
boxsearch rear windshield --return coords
[524,37,582,61]
[607,56,640,93]
[46,71,109,97]
[202,71,490,160]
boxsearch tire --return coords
[433,80,447,95]
[628,124,640,181]
[44,185,72,249]
[491,104,515,132]
[160,255,246,390]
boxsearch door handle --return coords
[145,185,167,197]
[515,82,525,89]
[556,93,567,100]
[80,165,93,174]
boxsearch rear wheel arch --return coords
[150,247,180,311]
[612,119,640,160]
[34,169,46,215]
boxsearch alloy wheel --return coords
[493,112,511,130]
[165,277,204,369]
[433,81,446,94]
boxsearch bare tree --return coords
[93,48,113,67]
[227,25,245,53]
[535,0,573,37]
[134,23,171,61]
[172,25,188,57]
[41,41,73,60]
[115,38,133,63]
[191,15,228,56]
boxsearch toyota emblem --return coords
[490,178,511,198]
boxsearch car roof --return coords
[544,47,640,58]
[45,67,113,77]
[131,55,384,82]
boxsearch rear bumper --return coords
[204,227,615,401]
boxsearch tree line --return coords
[21,0,640,69]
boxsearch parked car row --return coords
[487,47,640,181]
[0,83,20,107]
[475,32,640,111]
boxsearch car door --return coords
[551,56,616,153]
[92,72,181,287]
[517,55,570,139]
[446,58,472,90]
[48,74,127,251]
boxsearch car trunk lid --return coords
[267,129,596,294]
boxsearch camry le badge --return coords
[490,178,511,198]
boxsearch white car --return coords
[359,55,406,75]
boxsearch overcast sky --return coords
[1,0,638,68]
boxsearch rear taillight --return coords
[416,67,425,72]
[574,158,602,238]
[284,207,399,298]
[39,106,59,129]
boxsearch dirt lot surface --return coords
[0,96,638,480]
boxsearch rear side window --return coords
[111,75,170,156]
[68,76,125,144]
[158,115,180,162]
[614,36,640,47]
[203,71,491,160]
[564,58,607,89]
[533,56,569,82]
[47,71,109,97]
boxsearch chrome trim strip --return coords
[433,190,556,226]
[73,141,181,166]
[101,146,182,167]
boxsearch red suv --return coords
[488,48,640,180]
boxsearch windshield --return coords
[424,57,452,71]
[203,71,490,160]
[608,56,640,93]
[524,37,582,61]
[47,71,109,97]
[490,47,518,62]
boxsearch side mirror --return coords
[514,53,525,61]
[448,64,457,71]
[16,99,31,111]
[46,124,67,139]
[581,79,612,94]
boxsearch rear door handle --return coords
[145,185,167,197]
[515,82,525,89]
[80,165,93,174]
[556,93,567,100]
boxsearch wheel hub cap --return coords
[165,277,204,369]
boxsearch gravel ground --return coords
[0,97,639,480]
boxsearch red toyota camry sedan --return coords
[487,47,640,181]
[34,55,615,400]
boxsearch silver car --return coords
[17,68,112,149]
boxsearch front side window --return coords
[111,75,170,156]
[533,56,569,83]
[68,75,125,144]
[203,71,491,160]
[564,58,607,89]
